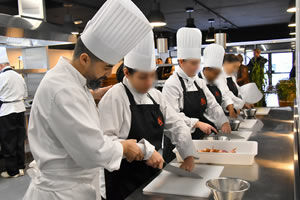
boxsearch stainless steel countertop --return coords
[126,108,295,200]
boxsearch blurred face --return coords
[203,67,221,82]
[234,61,240,73]
[77,53,113,84]
[254,50,261,58]
[124,68,156,94]
[223,61,238,75]
[0,63,9,71]
[178,59,200,77]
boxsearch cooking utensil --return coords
[163,163,203,179]
[229,119,241,131]
[243,108,257,118]
[206,177,250,200]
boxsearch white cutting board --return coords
[239,119,257,129]
[255,107,271,115]
[230,131,253,141]
[143,164,224,198]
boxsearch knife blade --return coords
[163,164,203,179]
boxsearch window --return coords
[271,52,293,86]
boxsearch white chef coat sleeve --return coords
[157,91,196,159]
[23,78,28,99]
[199,80,229,128]
[48,87,123,171]
[0,75,8,96]
[162,79,198,131]
[98,87,155,161]
[215,76,244,110]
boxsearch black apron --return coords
[198,72,222,106]
[226,77,239,97]
[0,68,14,109]
[163,73,216,163]
[104,83,165,200]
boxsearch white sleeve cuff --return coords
[138,139,155,160]
[105,141,124,172]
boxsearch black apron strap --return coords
[122,83,137,106]
[198,72,203,79]
[147,93,158,105]
[177,73,187,93]
[194,81,201,91]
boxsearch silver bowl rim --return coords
[206,177,250,193]
[204,136,230,141]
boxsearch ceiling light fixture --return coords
[288,14,296,27]
[287,0,296,13]
[74,19,83,25]
[147,0,166,27]
[185,7,196,28]
[206,18,215,43]
[64,14,79,35]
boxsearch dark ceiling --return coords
[0,0,294,43]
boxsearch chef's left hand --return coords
[221,122,231,134]
[90,85,113,101]
[180,156,195,172]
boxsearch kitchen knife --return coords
[163,163,203,179]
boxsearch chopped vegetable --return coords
[197,147,237,153]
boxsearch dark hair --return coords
[125,66,137,75]
[223,54,239,64]
[73,37,102,62]
[236,54,243,62]
[254,48,261,53]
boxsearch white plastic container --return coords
[174,140,258,165]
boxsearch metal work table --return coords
[126,108,295,200]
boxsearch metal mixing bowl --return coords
[204,136,230,141]
[243,108,257,118]
[206,177,250,200]
[229,119,241,131]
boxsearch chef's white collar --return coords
[59,57,87,87]
[1,66,11,72]
[123,77,147,101]
[177,66,197,85]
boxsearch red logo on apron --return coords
[157,117,164,126]
[215,91,220,96]
[201,98,206,105]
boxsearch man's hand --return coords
[244,103,254,109]
[180,156,195,172]
[120,139,144,162]
[221,122,231,134]
[195,121,218,135]
[146,150,164,169]
[227,104,237,118]
[90,85,113,101]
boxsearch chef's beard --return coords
[87,76,107,90]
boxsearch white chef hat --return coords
[124,31,156,72]
[203,44,225,69]
[81,0,152,65]
[177,27,202,60]
[0,47,9,64]
[240,83,263,104]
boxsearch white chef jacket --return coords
[0,66,27,117]
[215,69,245,110]
[23,57,123,200]
[98,77,196,198]
[199,70,233,111]
[162,67,228,131]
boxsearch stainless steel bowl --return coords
[206,177,250,200]
[205,136,230,141]
[243,108,257,118]
[229,119,241,131]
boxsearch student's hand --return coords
[227,104,237,118]
[244,103,254,109]
[90,85,113,101]
[221,122,231,134]
[120,139,144,162]
[195,121,218,135]
[180,156,195,172]
[146,150,164,169]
